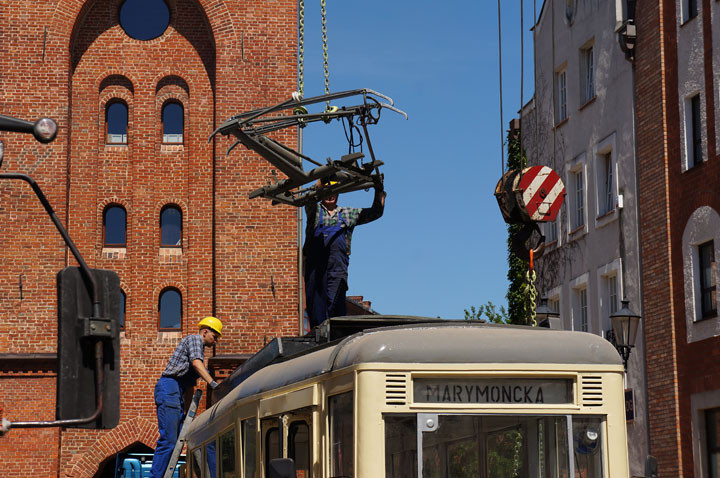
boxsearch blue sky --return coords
[299,1,537,318]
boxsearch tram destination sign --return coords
[414,378,572,405]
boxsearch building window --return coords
[159,288,182,329]
[569,166,585,232]
[683,0,698,22]
[556,69,568,123]
[103,205,126,247]
[160,206,182,247]
[544,220,558,244]
[106,101,128,144]
[597,152,615,216]
[699,240,717,319]
[581,44,595,103]
[162,102,184,144]
[548,296,560,314]
[686,94,703,168]
[575,287,588,332]
[707,408,720,478]
[120,0,170,41]
[119,289,126,329]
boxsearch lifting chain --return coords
[524,249,538,326]
[298,0,305,98]
[321,0,332,110]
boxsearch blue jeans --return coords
[150,377,184,478]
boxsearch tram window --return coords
[206,441,217,478]
[288,421,310,478]
[384,414,600,478]
[242,419,258,478]
[384,415,417,478]
[329,392,354,477]
[264,427,282,474]
[189,447,202,478]
[219,428,236,478]
[572,417,603,478]
[486,425,524,477]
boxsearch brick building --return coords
[0,0,299,476]
[635,0,720,476]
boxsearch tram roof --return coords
[190,320,622,431]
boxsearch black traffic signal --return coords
[56,266,121,429]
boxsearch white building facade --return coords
[520,1,648,475]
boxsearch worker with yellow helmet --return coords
[304,175,385,328]
[150,316,224,478]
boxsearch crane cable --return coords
[520,0,538,327]
[497,0,505,180]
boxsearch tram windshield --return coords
[384,414,604,478]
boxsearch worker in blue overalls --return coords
[304,176,385,328]
[150,316,223,478]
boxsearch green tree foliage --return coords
[464,302,508,323]
[506,129,534,325]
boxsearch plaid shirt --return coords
[162,334,205,379]
[304,188,384,255]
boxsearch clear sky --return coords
[299,1,537,318]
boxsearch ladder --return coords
[163,389,203,478]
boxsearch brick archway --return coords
[65,417,158,477]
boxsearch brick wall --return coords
[635,0,685,475]
[0,0,298,475]
[637,0,720,476]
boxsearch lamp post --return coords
[609,299,641,371]
[535,297,561,329]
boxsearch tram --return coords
[183,317,629,477]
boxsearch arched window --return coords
[162,102,184,144]
[159,288,182,329]
[160,205,182,246]
[103,205,126,247]
[106,101,128,144]
[119,289,126,329]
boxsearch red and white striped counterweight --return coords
[495,166,566,225]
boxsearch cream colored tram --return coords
[183,319,629,478]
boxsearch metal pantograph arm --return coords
[209,89,407,207]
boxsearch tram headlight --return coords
[575,425,600,455]
[584,428,599,444]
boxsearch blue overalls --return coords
[305,210,349,328]
[150,373,196,478]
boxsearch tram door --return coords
[261,409,313,478]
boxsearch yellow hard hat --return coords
[198,316,223,336]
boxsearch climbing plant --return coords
[505,128,535,325]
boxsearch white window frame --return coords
[567,154,588,237]
[682,206,720,343]
[683,92,705,171]
[543,218,560,247]
[570,273,590,333]
[594,133,619,227]
[597,259,623,337]
[691,390,720,478]
[547,285,562,327]
[580,41,595,104]
[555,66,568,124]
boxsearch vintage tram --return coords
[183,317,628,477]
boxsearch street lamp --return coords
[536,297,561,329]
[610,299,641,371]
